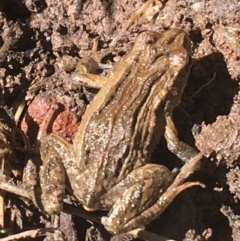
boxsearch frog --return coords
[34,29,199,234]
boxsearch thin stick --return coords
[0,182,29,199]
[129,228,177,241]
[109,0,156,50]
[0,190,5,229]
[0,229,40,241]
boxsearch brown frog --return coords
[37,29,197,234]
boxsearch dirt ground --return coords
[0,0,240,240]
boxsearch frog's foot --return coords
[71,57,108,89]
[71,37,111,89]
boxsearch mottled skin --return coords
[39,29,192,234]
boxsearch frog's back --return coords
[73,30,192,207]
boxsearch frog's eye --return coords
[146,35,159,45]
[136,31,158,45]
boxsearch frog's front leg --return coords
[100,164,174,234]
[164,116,198,164]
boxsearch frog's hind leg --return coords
[102,153,206,235]
[38,144,65,214]
[101,163,172,234]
